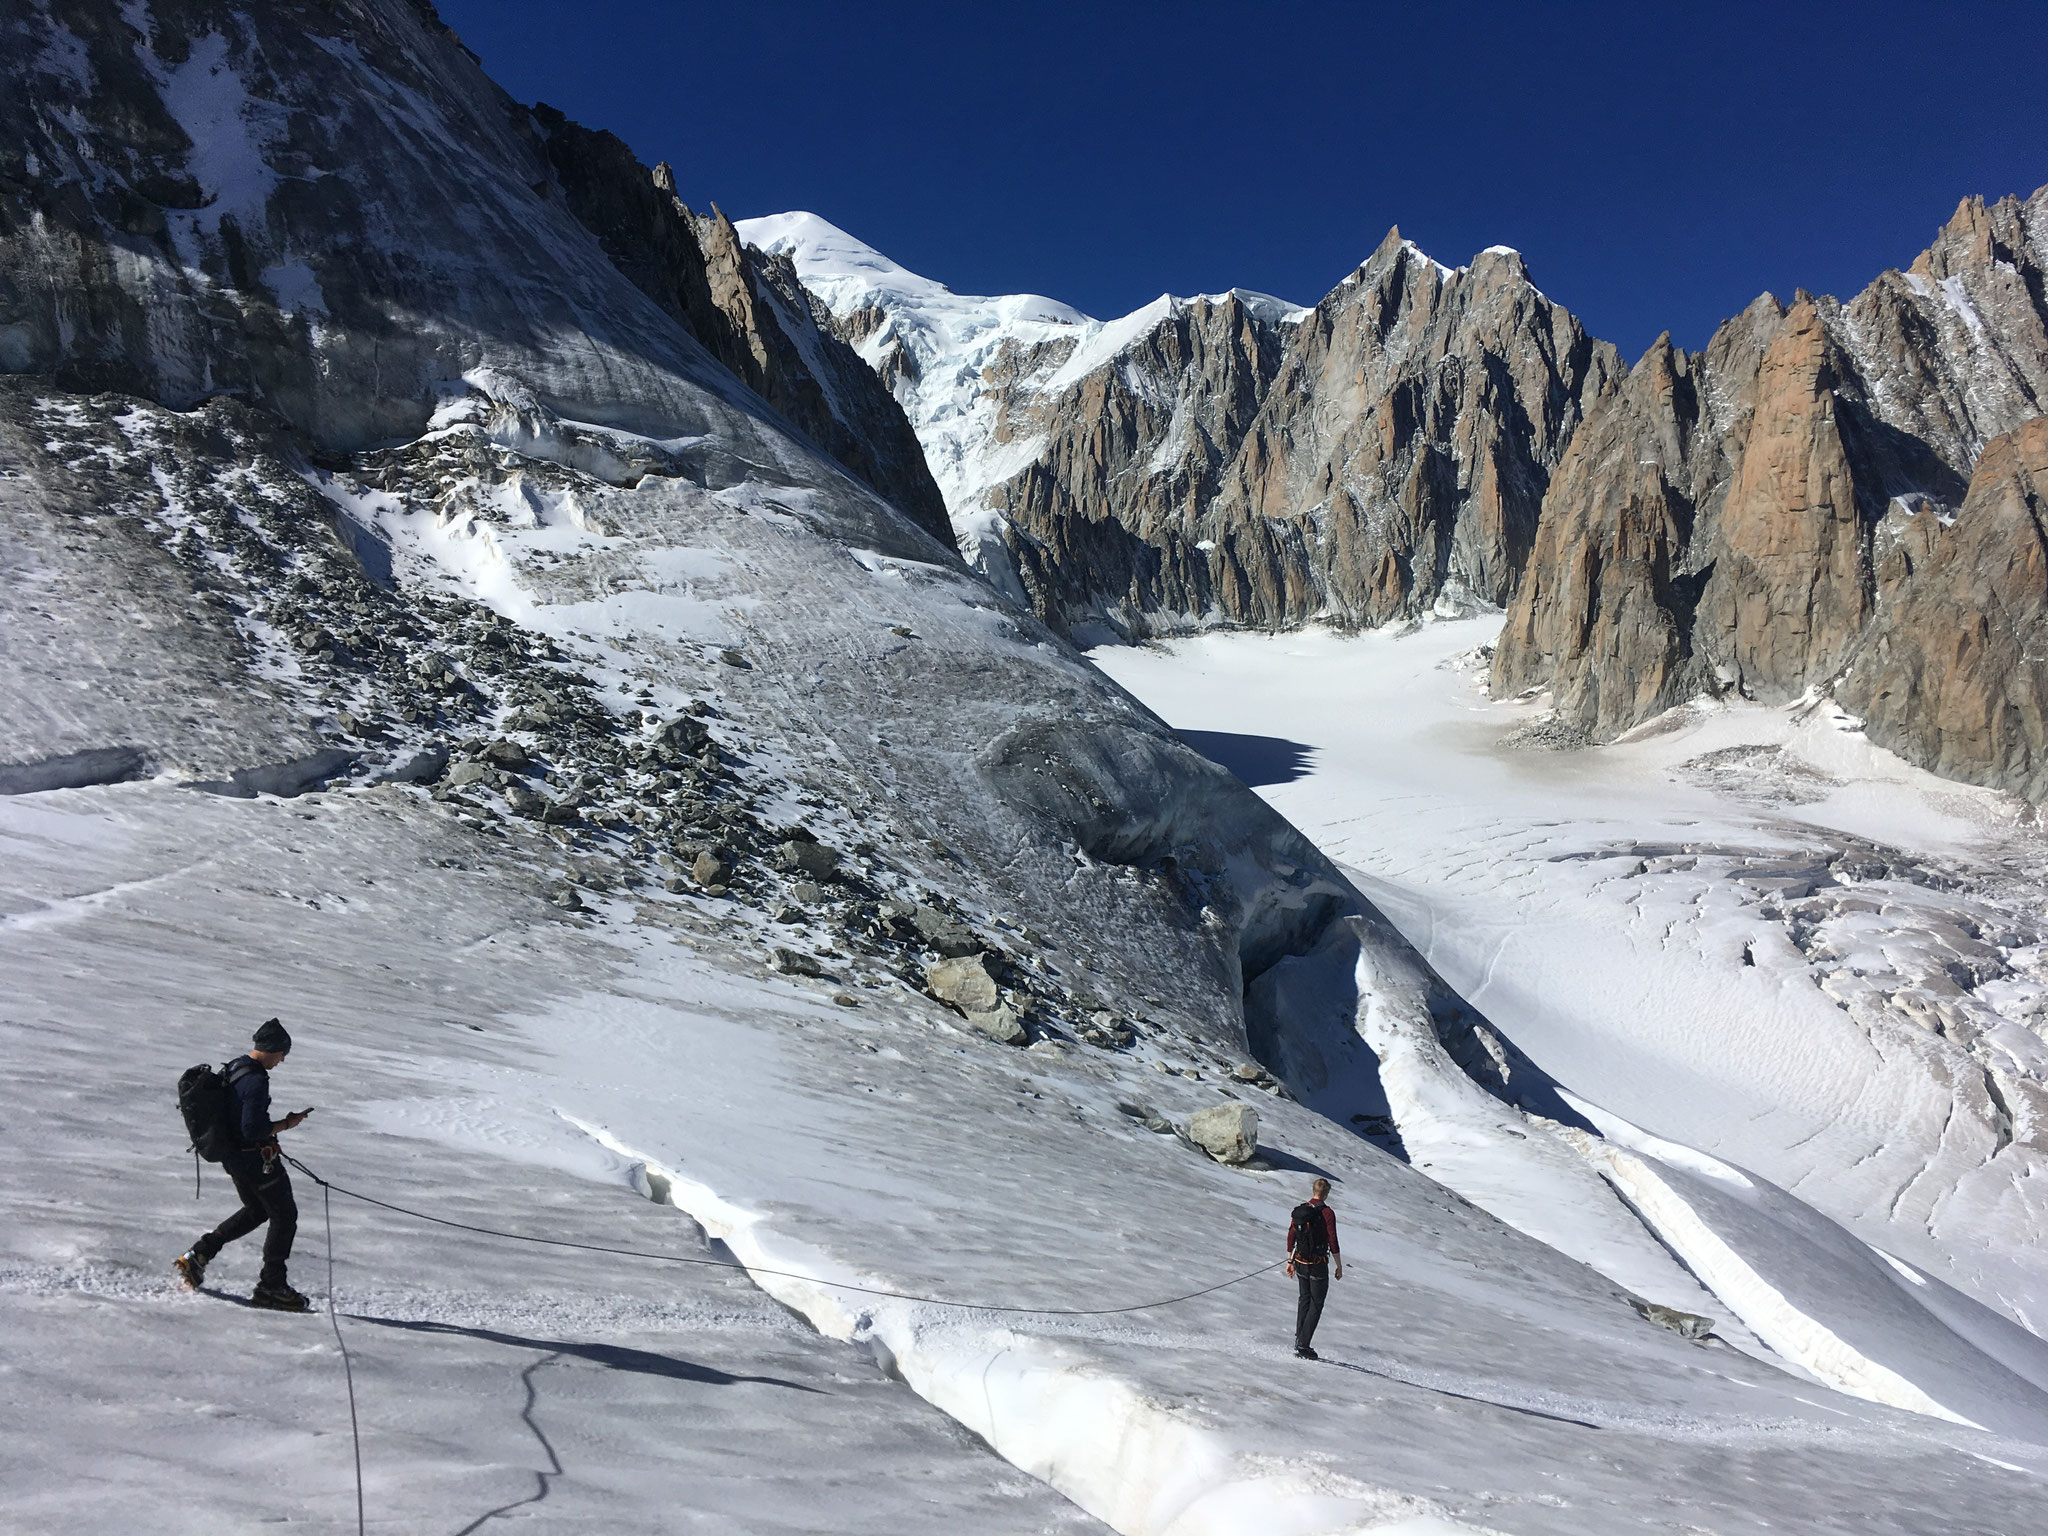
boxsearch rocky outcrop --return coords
[1198,236,1619,629]
[1488,336,1704,730]
[529,111,952,547]
[1838,417,2048,797]
[989,292,1293,632]
[0,6,944,547]
[994,233,1621,636]
[1496,188,2048,785]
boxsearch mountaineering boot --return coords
[249,1280,310,1312]
[1294,1345,1319,1361]
[174,1250,209,1290]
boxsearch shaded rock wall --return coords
[533,108,950,547]
[1838,417,2048,797]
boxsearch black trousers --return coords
[1294,1263,1329,1350]
[197,1150,297,1287]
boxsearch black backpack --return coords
[1291,1202,1330,1264]
[177,1061,240,1162]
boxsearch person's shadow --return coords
[350,1314,823,1392]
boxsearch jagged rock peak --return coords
[770,206,1624,641]
[1494,181,2048,796]
[990,218,1621,638]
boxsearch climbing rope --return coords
[280,1152,1288,1316]
[277,1149,1290,1533]
[317,1178,367,1536]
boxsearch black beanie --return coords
[252,1017,292,1054]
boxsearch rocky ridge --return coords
[531,111,952,548]
[760,190,2048,798]
[1495,188,2048,797]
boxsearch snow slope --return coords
[1096,623,2048,1435]
[10,777,2048,1535]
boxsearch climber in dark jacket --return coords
[1285,1177,1342,1359]
[175,1019,314,1311]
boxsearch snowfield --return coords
[1096,623,2048,1437]
[11,776,2048,1535]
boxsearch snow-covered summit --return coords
[733,212,1309,577]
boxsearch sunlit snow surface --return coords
[1096,622,2048,1425]
[6,638,2048,1530]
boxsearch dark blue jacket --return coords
[223,1057,273,1154]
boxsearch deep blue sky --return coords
[438,1,2048,359]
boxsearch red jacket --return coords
[1287,1200,1339,1264]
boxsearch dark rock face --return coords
[990,233,1619,637]
[1,0,730,448]
[532,110,951,547]
[991,292,1291,634]
[0,2,945,549]
[1496,187,2048,786]
[1839,417,2048,797]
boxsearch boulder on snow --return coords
[1188,1102,1259,1165]
[692,849,733,886]
[965,1003,1026,1045]
[770,946,825,977]
[445,759,491,788]
[659,715,710,753]
[1628,1297,1716,1340]
[378,745,448,784]
[926,954,1000,1013]
[480,738,531,771]
[774,839,839,878]
[911,905,981,958]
